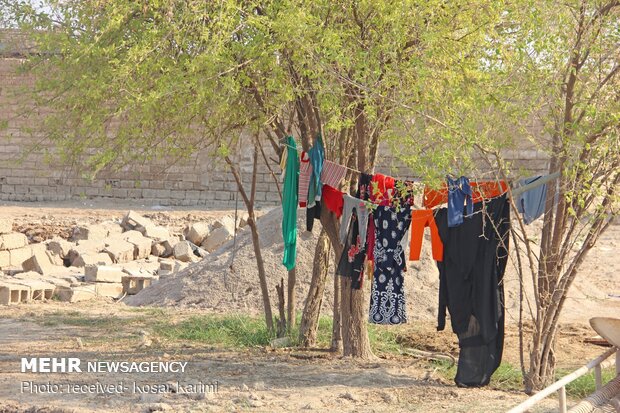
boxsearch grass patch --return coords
[155,314,274,348]
[25,310,122,328]
[435,360,617,399]
[154,313,405,355]
[562,367,617,399]
[154,314,402,355]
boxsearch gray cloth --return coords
[339,195,369,246]
[516,176,547,224]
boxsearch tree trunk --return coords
[332,267,343,352]
[287,268,296,331]
[340,276,373,358]
[225,145,274,332]
[525,325,556,394]
[336,104,374,359]
[299,229,331,347]
[275,277,287,337]
[320,210,345,352]
[246,215,274,332]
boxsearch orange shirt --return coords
[409,209,444,262]
[423,180,508,209]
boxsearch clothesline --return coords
[511,172,560,198]
[280,142,561,204]
[280,141,364,175]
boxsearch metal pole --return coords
[506,347,617,413]
[558,386,567,413]
[594,365,603,390]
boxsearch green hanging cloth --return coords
[282,136,299,270]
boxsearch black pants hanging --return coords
[435,195,510,387]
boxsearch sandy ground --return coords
[0,200,618,412]
[0,301,580,413]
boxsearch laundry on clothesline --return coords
[281,136,299,271]
[515,175,548,224]
[277,136,565,389]
[298,151,312,208]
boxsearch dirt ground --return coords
[0,301,573,413]
[0,200,618,413]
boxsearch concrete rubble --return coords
[0,211,240,305]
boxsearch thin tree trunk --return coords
[321,211,344,352]
[287,268,296,330]
[332,263,343,352]
[299,229,331,347]
[275,277,287,337]
[225,144,274,332]
[246,216,274,332]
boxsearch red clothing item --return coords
[423,180,508,209]
[409,209,444,262]
[370,173,396,204]
[322,184,344,218]
[366,213,375,261]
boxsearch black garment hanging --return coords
[336,172,373,289]
[336,210,365,289]
[306,201,321,232]
[434,195,510,387]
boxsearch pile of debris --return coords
[0,211,244,305]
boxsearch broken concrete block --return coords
[121,211,154,232]
[122,232,152,260]
[94,282,123,298]
[12,271,42,279]
[140,224,170,241]
[46,238,74,258]
[9,247,31,267]
[12,279,55,301]
[238,213,249,228]
[0,232,28,251]
[67,240,105,264]
[73,221,123,241]
[202,226,234,253]
[212,216,236,232]
[103,239,135,263]
[159,261,173,272]
[22,251,55,275]
[0,282,30,305]
[56,285,97,303]
[0,250,9,268]
[185,222,210,245]
[161,239,178,257]
[122,275,154,295]
[12,272,70,289]
[46,251,64,266]
[0,218,13,234]
[30,243,47,255]
[72,225,107,241]
[84,265,125,283]
[173,241,193,262]
[151,243,166,257]
[71,252,113,267]
[120,260,159,275]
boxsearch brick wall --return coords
[0,29,550,208]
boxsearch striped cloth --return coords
[298,151,312,207]
[320,160,347,188]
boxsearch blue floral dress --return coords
[369,205,412,325]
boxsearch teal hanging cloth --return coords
[306,133,325,207]
[282,136,300,270]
